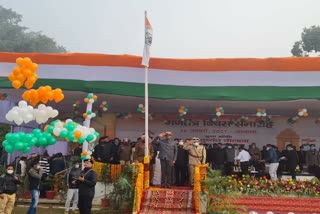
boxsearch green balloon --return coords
[35,141,41,147]
[29,138,37,146]
[5,133,13,142]
[86,134,94,142]
[47,126,54,133]
[60,130,68,139]
[47,137,56,145]
[184,108,189,112]
[94,132,100,140]
[24,134,33,143]
[67,132,75,141]
[2,140,9,147]
[78,137,85,144]
[39,137,47,146]
[67,124,75,132]
[15,142,24,151]
[11,134,19,143]
[43,132,52,139]
[81,155,86,160]
[33,129,41,136]
[5,145,14,153]
[23,147,31,153]
[137,108,141,113]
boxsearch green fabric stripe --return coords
[1,77,320,101]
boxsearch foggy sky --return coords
[1,0,319,58]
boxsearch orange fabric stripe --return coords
[1,52,320,71]
[146,17,152,27]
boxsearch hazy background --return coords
[0,0,319,58]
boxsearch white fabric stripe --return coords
[1,62,320,87]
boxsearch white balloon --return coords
[51,110,59,118]
[53,127,61,136]
[38,104,46,110]
[5,113,13,121]
[298,112,304,117]
[66,119,73,124]
[15,117,23,125]
[256,112,261,117]
[102,101,107,105]
[24,114,33,123]
[302,108,307,113]
[138,104,143,108]
[91,113,96,118]
[89,99,94,103]
[216,112,222,117]
[18,101,28,108]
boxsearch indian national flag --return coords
[141,13,153,67]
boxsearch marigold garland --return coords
[110,164,122,182]
[194,164,208,214]
[132,163,144,213]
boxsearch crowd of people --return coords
[1,132,320,213]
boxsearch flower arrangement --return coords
[132,163,144,213]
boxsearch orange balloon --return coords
[29,99,38,106]
[304,112,308,117]
[47,91,54,100]
[24,80,34,89]
[84,98,89,103]
[22,68,32,78]
[83,113,88,118]
[44,85,52,91]
[40,95,48,104]
[12,80,22,89]
[8,73,16,81]
[23,57,32,67]
[22,91,31,101]
[54,94,64,103]
[16,57,24,66]
[12,67,21,75]
[74,130,81,139]
[93,95,98,100]
[30,63,38,71]
[15,73,26,82]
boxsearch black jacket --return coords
[67,167,81,189]
[0,173,20,195]
[175,146,188,166]
[78,168,97,196]
[28,168,43,190]
[110,143,120,164]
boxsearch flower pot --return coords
[46,191,55,199]
[101,198,109,207]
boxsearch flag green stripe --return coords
[1,77,320,101]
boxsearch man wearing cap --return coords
[153,132,177,188]
[183,137,206,186]
[75,159,97,214]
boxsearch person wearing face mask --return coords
[153,132,178,188]
[110,138,121,164]
[119,138,132,166]
[174,140,188,186]
[225,144,235,176]
[0,165,20,214]
[64,162,82,214]
[306,144,320,175]
[183,137,206,186]
[284,144,299,180]
[27,160,44,214]
[264,144,279,181]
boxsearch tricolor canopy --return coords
[1,52,320,101]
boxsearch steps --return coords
[140,187,194,214]
[233,196,320,214]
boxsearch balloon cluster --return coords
[0,93,8,100]
[178,106,189,121]
[84,93,98,104]
[136,104,145,113]
[240,116,249,123]
[47,119,99,144]
[8,57,39,89]
[100,101,109,112]
[215,107,224,117]
[116,113,132,119]
[83,110,96,119]
[298,108,308,117]
[3,129,57,153]
[256,108,267,117]
[80,151,92,160]
[72,100,81,115]
[22,86,64,106]
[5,101,58,125]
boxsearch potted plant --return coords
[100,164,112,207]
[44,174,55,199]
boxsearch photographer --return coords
[27,160,44,214]
[64,162,81,214]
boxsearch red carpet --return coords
[140,187,194,214]
[233,196,320,214]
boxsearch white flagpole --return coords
[144,11,149,157]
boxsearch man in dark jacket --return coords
[175,140,188,186]
[0,165,20,214]
[153,132,178,188]
[65,162,81,214]
[265,144,279,181]
[27,160,44,214]
[110,138,121,164]
[76,159,97,214]
[92,136,108,162]
[214,143,227,174]
[285,144,299,180]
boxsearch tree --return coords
[0,5,67,53]
[291,25,320,57]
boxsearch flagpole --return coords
[144,11,149,157]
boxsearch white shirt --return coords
[235,150,251,162]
